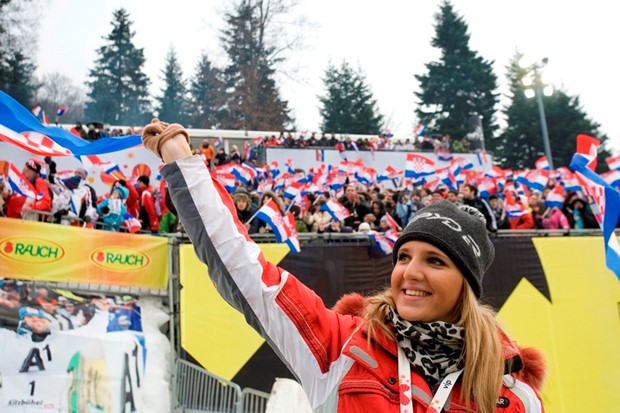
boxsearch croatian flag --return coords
[605,155,620,171]
[255,199,289,243]
[284,213,301,254]
[570,148,620,282]
[315,149,325,162]
[56,105,67,117]
[355,166,375,186]
[524,170,549,192]
[0,91,141,156]
[437,148,453,162]
[320,199,351,222]
[212,137,223,148]
[544,184,565,208]
[504,191,527,218]
[535,156,550,171]
[405,154,435,179]
[213,172,236,193]
[122,213,142,233]
[269,161,280,180]
[7,163,37,198]
[478,178,497,198]
[576,134,599,170]
[451,156,474,171]
[367,230,394,255]
[414,124,426,136]
[560,170,582,192]
[350,141,359,152]
[283,181,304,199]
[477,150,490,167]
[231,164,253,184]
[285,158,295,174]
[377,165,402,182]
[384,213,401,234]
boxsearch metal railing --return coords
[173,359,270,413]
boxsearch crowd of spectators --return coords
[0,129,600,240]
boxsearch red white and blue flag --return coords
[122,213,142,233]
[7,163,37,199]
[384,213,401,234]
[504,191,527,218]
[283,181,305,199]
[570,138,620,282]
[213,171,237,193]
[437,148,453,162]
[476,150,490,167]
[367,230,394,255]
[255,199,289,243]
[56,105,67,117]
[605,155,620,171]
[405,153,435,179]
[283,213,301,254]
[535,156,550,171]
[320,199,351,222]
[1,92,141,156]
[212,137,223,148]
[544,184,565,208]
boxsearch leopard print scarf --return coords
[385,306,465,385]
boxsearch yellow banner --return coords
[0,218,168,289]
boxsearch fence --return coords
[173,359,270,413]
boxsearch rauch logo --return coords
[0,237,65,263]
[90,247,150,272]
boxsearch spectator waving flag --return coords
[283,213,301,254]
[405,153,435,179]
[544,184,565,208]
[212,137,223,148]
[414,124,426,136]
[56,105,67,117]
[504,191,527,218]
[367,230,394,255]
[283,181,305,199]
[576,133,599,170]
[384,213,401,234]
[255,199,289,243]
[570,143,620,283]
[320,199,351,222]
[605,155,620,171]
[7,163,37,198]
[213,171,236,193]
[535,156,550,170]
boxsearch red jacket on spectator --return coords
[509,212,536,230]
[137,185,159,232]
[125,184,140,218]
[5,176,51,219]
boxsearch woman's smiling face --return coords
[391,240,464,323]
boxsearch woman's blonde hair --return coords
[363,285,503,413]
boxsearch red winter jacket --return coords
[5,176,51,218]
[162,156,546,412]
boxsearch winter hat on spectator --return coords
[358,222,371,232]
[392,201,494,298]
[25,159,41,174]
[75,167,88,179]
[112,186,129,200]
[62,175,82,191]
[19,306,46,320]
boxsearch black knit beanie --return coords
[392,201,494,298]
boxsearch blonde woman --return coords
[142,120,546,413]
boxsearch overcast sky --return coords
[35,0,620,153]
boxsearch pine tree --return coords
[494,52,610,170]
[84,8,151,126]
[188,52,225,129]
[2,50,37,107]
[319,61,383,135]
[155,48,189,125]
[220,0,292,130]
[415,0,498,143]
